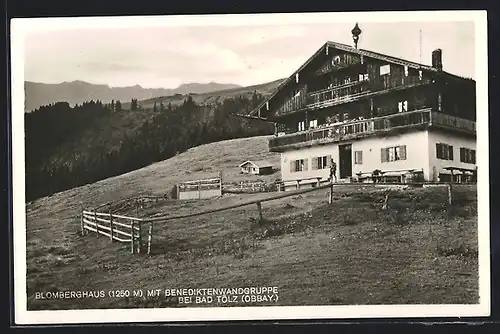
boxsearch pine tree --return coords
[153,102,157,112]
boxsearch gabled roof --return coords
[239,160,273,168]
[247,40,474,118]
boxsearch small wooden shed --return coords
[239,160,273,175]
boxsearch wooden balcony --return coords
[305,76,431,111]
[268,109,476,152]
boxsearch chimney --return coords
[431,49,443,71]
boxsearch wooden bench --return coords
[278,177,328,191]
[353,168,424,183]
[443,166,477,183]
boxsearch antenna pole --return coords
[419,29,422,63]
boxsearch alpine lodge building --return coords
[244,24,477,191]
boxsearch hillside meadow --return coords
[25,136,479,310]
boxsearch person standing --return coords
[329,158,337,183]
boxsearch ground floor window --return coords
[290,159,308,172]
[312,155,329,170]
[436,143,453,160]
[460,147,476,164]
[381,145,407,162]
[354,150,363,164]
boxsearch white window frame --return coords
[398,100,408,112]
[318,156,328,169]
[380,64,391,76]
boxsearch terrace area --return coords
[269,108,476,152]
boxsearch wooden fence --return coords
[223,180,271,194]
[81,181,466,255]
[174,172,223,200]
[81,208,154,254]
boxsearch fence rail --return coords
[223,180,270,193]
[81,177,471,256]
[175,173,223,200]
[81,207,153,254]
[269,109,476,151]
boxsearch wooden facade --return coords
[248,41,475,143]
[245,40,476,186]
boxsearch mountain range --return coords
[24,80,243,112]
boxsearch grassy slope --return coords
[26,136,478,310]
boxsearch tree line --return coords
[24,93,273,201]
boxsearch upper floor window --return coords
[418,70,423,80]
[344,77,351,84]
[298,121,305,132]
[309,119,318,129]
[398,100,408,113]
[436,143,453,160]
[332,55,341,65]
[359,73,369,81]
[380,64,391,76]
[404,66,409,77]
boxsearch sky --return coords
[22,15,476,89]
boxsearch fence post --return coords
[80,204,84,236]
[137,221,143,254]
[94,211,99,237]
[198,180,201,199]
[109,212,114,242]
[256,201,263,223]
[219,171,223,197]
[130,221,135,254]
[147,222,154,255]
[328,181,334,204]
[447,182,453,206]
[296,180,300,190]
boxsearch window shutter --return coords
[290,160,295,173]
[381,148,387,163]
[448,145,454,161]
[312,157,318,170]
[359,151,363,164]
[471,150,476,164]
[436,143,441,159]
[327,155,331,166]
[303,159,308,171]
[460,148,465,162]
[399,145,407,160]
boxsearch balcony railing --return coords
[269,109,475,151]
[303,76,431,112]
[431,112,476,132]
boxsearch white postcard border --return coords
[11,10,490,325]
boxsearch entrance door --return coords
[339,144,353,179]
